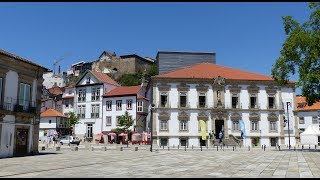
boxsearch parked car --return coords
[59,135,80,146]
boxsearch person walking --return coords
[219,131,223,144]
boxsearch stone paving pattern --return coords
[1,145,320,178]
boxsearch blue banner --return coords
[239,120,246,139]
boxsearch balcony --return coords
[58,124,67,128]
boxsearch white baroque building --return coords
[73,70,120,140]
[151,62,298,147]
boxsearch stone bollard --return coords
[163,145,164,150]
[178,145,179,149]
[294,146,296,151]
[302,145,304,150]
[217,146,218,151]
[132,146,138,151]
[56,146,61,151]
[117,146,123,151]
[41,146,46,151]
[192,145,193,149]
[185,145,186,151]
[168,146,169,151]
[315,145,317,149]
[201,145,202,151]
[101,146,107,151]
[233,147,234,151]
[248,146,250,151]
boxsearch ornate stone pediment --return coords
[158,83,171,92]
[178,111,189,120]
[211,109,228,120]
[213,76,225,86]
[229,84,241,94]
[158,111,170,120]
[230,112,241,120]
[197,111,208,121]
[268,113,278,121]
[247,83,260,94]
[177,83,190,92]
[265,85,277,95]
[249,112,260,121]
[196,83,208,92]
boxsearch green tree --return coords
[66,112,81,135]
[271,2,320,105]
[118,72,143,86]
[115,111,134,133]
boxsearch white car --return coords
[59,136,80,146]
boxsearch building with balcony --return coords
[295,96,320,144]
[73,70,120,141]
[0,49,49,158]
[62,85,75,117]
[39,108,67,139]
[102,84,150,135]
[151,62,297,148]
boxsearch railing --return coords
[229,134,241,145]
[197,102,207,108]
[58,124,67,128]
[1,98,36,114]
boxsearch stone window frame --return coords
[159,91,169,108]
[177,83,190,108]
[116,100,122,111]
[179,137,189,146]
[159,120,169,131]
[312,116,318,124]
[247,84,260,109]
[178,91,188,108]
[18,82,32,108]
[77,105,86,118]
[299,117,305,124]
[198,92,207,108]
[250,120,259,132]
[231,93,240,109]
[91,104,100,118]
[137,100,143,112]
[158,111,170,132]
[230,112,241,132]
[106,100,112,111]
[269,120,277,132]
[126,99,133,110]
[249,113,260,132]
[267,95,276,109]
[249,93,259,109]
[77,88,86,102]
[178,111,190,132]
[106,116,112,126]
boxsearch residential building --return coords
[156,51,216,74]
[295,96,320,140]
[62,85,75,117]
[40,86,63,113]
[151,62,297,147]
[0,49,49,158]
[42,67,66,89]
[39,108,67,139]
[102,84,150,134]
[73,70,120,141]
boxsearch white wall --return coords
[43,72,65,88]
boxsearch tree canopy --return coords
[271,2,320,106]
[115,111,134,133]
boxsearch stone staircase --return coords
[213,134,242,146]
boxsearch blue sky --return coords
[0,2,310,93]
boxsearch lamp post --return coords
[286,102,291,149]
[150,104,155,152]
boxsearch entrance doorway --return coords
[270,137,278,146]
[199,137,206,146]
[15,128,29,156]
[215,120,224,139]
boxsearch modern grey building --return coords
[156,51,216,74]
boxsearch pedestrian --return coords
[219,131,223,143]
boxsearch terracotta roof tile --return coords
[90,70,120,86]
[102,85,141,97]
[62,95,74,99]
[40,108,65,117]
[48,86,63,96]
[155,62,293,82]
[295,96,320,111]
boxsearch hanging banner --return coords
[239,119,246,139]
[199,120,207,140]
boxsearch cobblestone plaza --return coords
[0,145,320,178]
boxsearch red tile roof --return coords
[155,62,293,82]
[90,70,120,86]
[48,86,63,96]
[137,94,149,101]
[296,96,320,111]
[62,95,74,99]
[102,85,141,97]
[40,108,66,117]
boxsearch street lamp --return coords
[150,103,155,152]
[286,102,291,149]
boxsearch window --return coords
[91,87,100,101]
[251,121,258,131]
[232,94,239,109]
[160,92,168,107]
[312,117,318,124]
[270,121,277,131]
[91,104,100,118]
[106,116,112,126]
[19,83,31,109]
[268,96,275,109]
[137,101,143,112]
[180,138,188,146]
[160,138,168,146]
[180,120,188,131]
[232,120,240,131]
[250,94,257,109]
[49,120,52,124]
[160,120,168,131]
[299,117,305,124]
[116,100,122,111]
[179,92,187,108]
[127,99,132,110]
[78,89,86,102]
[106,100,112,111]
[198,93,206,108]
[86,76,90,84]
[77,105,86,118]
[116,116,121,125]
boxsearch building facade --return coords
[101,85,150,134]
[62,86,75,117]
[73,70,120,140]
[151,62,297,148]
[39,108,67,139]
[295,96,320,141]
[0,49,48,158]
